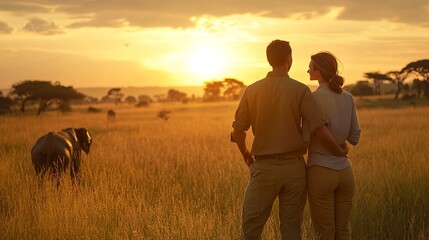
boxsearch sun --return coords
[187,47,225,79]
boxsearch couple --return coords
[232,39,361,240]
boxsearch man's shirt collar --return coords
[266,70,290,78]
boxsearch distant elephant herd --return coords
[31,128,93,186]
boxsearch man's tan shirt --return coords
[233,71,325,158]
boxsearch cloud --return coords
[0,21,14,34]
[338,1,429,25]
[0,1,51,13]
[0,49,178,89]
[67,11,195,29]
[1,0,428,28]
[22,18,64,35]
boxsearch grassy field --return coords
[0,101,428,239]
[354,95,429,109]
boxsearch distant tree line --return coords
[135,78,247,104]
[348,59,429,99]
[0,80,85,115]
[1,60,426,115]
[0,90,14,115]
[0,78,247,115]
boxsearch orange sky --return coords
[0,1,428,89]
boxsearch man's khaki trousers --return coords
[307,165,355,240]
[242,157,307,240]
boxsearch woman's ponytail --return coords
[328,75,344,94]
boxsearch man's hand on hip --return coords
[243,151,255,167]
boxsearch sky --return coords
[0,0,428,89]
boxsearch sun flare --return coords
[187,47,225,79]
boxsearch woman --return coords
[304,52,361,240]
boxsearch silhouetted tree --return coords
[402,59,429,82]
[349,81,374,96]
[223,78,246,101]
[85,96,99,104]
[136,95,152,107]
[124,95,137,104]
[203,81,224,101]
[107,88,124,105]
[0,95,14,115]
[402,60,429,98]
[138,95,152,103]
[364,72,390,96]
[386,71,408,99]
[167,89,187,102]
[153,94,166,102]
[9,80,85,115]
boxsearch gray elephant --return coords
[31,128,92,185]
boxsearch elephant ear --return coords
[75,128,92,154]
[61,128,78,143]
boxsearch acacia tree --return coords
[223,78,246,101]
[364,72,391,96]
[402,59,429,98]
[203,78,246,102]
[203,81,224,101]
[10,80,85,115]
[386,71,409,99]
[167,89,187,102]
[107,88,124,105]
[402,59,429,81]
[124,95,137,104]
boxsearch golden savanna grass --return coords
[0,102,428,239]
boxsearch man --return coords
[232,40,346,240]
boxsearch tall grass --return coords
[0,102,428,239]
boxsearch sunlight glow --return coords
[187,47,226,79]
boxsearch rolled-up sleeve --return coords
[300,87,326,135]
[347,99,361,145]
[232,88,251,131]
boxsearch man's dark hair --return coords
[266,40,292,68]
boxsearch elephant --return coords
[31,128,92,186]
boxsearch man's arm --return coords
[313,125,348,157]
[299,87,347,157]
[231,129,255,167]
